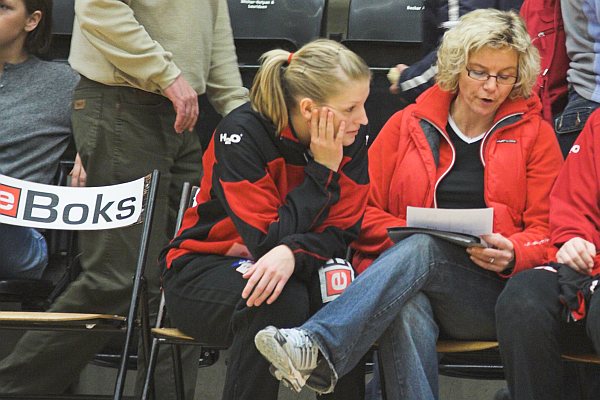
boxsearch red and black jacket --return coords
[164,103,370,282]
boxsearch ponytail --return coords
[250,39,371,136]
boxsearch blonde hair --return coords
[436,9,540,99]
[250,39,371,134]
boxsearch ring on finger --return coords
[489,257,495,264]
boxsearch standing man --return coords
[0,0,248,397]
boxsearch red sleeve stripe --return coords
[292,248,330,261]
[221,175,282,234]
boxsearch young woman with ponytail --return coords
[161,39,371,400]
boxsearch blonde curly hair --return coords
[436,9,540,99]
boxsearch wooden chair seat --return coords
[0,311,126,331]
[151,327,196,342]
[436,340,600,365]
[562,353,600,364]
[436,340,499,353]
[0,311,124,322]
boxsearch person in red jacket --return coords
[161,39,371,400]
[496,109,600,400]
[254,9,563,400]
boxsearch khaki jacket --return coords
[69,0,248,115]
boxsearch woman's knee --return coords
[497,269,559,331]
[234,277,311,331]
[397,293,436,331]
[586,300,600,350]
[375,234,440,274]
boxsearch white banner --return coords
[0,174,145,230]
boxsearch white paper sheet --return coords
[406,206,494,236]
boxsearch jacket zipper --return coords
[420,117,455,209]
[421,112,523,208]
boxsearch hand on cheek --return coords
[310,107,345,171]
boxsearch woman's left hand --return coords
[467,233,515,273]
[241,245,295,307]
[310,107,345,172]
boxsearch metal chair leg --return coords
[140,337,160,400]
[171,344,186,400]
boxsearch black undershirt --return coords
[436,122,486,209]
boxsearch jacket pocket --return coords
[554,106,594,135]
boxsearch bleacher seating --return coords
[195,0,330,150]
[26,3,600,397]
[339,0,425,140]
[49,0,74,61]
[227,0,327,69]
[342,0,424,68]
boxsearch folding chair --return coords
[141,183,224,400]
[437,341,600,381]
[0,170,160,400]
[370,339,501,399]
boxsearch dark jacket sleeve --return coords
[396,51,438,104]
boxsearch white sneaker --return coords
[255,326,319,393]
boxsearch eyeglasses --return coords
[465,68,518,85]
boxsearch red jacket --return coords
[352,84,563,275]
[549,108,600,273]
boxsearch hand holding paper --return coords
[467,233,516,273]
[387,207,494,248]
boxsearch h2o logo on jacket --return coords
[220,133,243,145]
[319,258,355,303]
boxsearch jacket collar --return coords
[276,125,311,165]
[412,84,541,130]
[279,125,301,143]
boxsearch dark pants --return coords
[163,254,365,400]
[496,268,600,400]
[554,87,600,158]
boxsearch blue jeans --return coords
[302,234,506,400]
[365,295,436,400]
[554,87,600,158]
[0,224,48,279]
